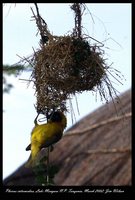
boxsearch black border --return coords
[1,0,134,198]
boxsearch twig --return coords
[19,78,33,82]
[86,147,131,154]
[46,147,50,185]
[64,147,131,165]
[83,34,104,47]
[31,4,51,40]
[16,54,34,68]
[64,112,131,137]
[71,3,82,38]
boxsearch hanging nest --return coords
[32,35,107,113]
[18,3,123,115]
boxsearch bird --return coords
[25,111,67,168]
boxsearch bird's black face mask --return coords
[49,111,62,122]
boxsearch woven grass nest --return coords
[32,35,107,113]
[19,3,122,114]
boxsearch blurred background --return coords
[3,3,131,180]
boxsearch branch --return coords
[64,112,132,137]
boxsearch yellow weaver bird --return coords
[25,111,67,167]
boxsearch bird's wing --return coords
[25,132,62,151]
[40,131,63,148]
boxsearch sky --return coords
[3,3,131,180]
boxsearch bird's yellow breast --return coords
[31,122,63,146]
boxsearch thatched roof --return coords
[3,89,131,186]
